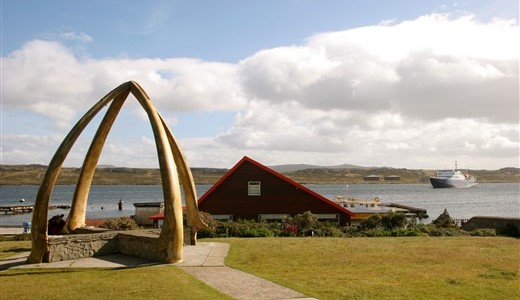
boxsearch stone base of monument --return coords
[46,227,192,263]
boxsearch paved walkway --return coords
[0,242,315,300]
[0,227,25,235]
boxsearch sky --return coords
[1,0,519,170]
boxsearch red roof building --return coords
[198,156,353,226]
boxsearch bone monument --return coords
[27,81,207,264]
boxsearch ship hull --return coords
[430,177,476,188]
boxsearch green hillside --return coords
[1,164,518,185]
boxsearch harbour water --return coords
[1,183,518,226]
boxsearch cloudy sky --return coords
[1,0,519,170]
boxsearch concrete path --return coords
[177,243,309,300]
[0,227,25,235]
[0,242,315,300]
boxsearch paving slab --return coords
[174,242,228,267]
[179,266,308,300]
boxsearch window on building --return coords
[316,214,339,224]
[248,181,261,196]
[258,214,288,222]
[211,214,233,222]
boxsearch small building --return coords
[364,175,380,181]
[133,202,164,226]
[147,206,189,229]
[198,156,353,225]
[384,175,400,181]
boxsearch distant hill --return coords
[0,164,518,185]
[0,165,228,185]
[270,163,369,172]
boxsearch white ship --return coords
[430,162,476,188]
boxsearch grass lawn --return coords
[0,239,231,300]
[1,236,519,299]
[0,240,31,260]
[0,267,233,300]
[219,237,520,300]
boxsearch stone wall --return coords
[462,216,520,236]
[47,231,119,262]
[118,231,162,261]
[47,227,193,262]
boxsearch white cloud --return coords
[60,32,93,43]
[2,41,246,128]
[1,134,72,165]
[238,13,518,122]
[2,14,519,169]
[2,40,93,124]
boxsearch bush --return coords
[287,211,319,236]
[470,229,497,236]
[361,228,390,237]
[389,228,425,237]
[358,215,381,230]
[416,224,466,236]
[341,226,362,237]
[196,212,502,239]
[100,216,138,231]
[199,220,278,238]
[381,213,406,230]
[432,209,457,228]
[313,225,345,237]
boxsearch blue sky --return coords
[1,0,519,169]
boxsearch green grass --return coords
[0,267,231,300]
[0,239,231,300]
[1,237,519,299]
[0,239,31,259]
[219,237,520,300]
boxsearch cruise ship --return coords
[430,162,477,188]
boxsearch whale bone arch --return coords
[27,81,206,264]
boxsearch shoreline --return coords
[0,218,111,231]
[1,179,519,186]
[0,218,110,235]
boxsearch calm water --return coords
[1,183,518,226]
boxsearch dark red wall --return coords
[198,160,351,225]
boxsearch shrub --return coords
[198,225,216,238]
[416,224,466,236]
[470,229,497,236]
[239,226,274,237]
[380,213,406,230]
[432,209,457,228]
[358,215,381,230]
[100,216,138,231]
[314,225,345,237]
[196,212,504,239]
[361,228,390,237]
[199,220,278,238]
[341,226,363,237]
[389,228,424,237]
[287,211,319,235]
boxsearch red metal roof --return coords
[198,156,354,216]
[148,206,187,220]
[148,212,164,220]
